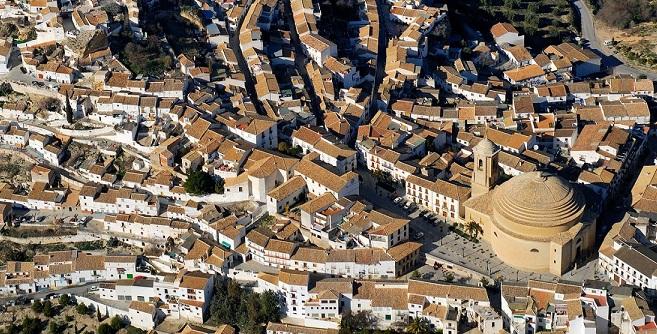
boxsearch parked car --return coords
[44,293,58,300]
[414,232,424,240]
[393,197,404,204]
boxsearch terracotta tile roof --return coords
[246,228,273,248]
[490,22,519,38]
[265,323,338,334]
[278,269,309,286]
[267,175,306,200]
[292,126,322,145]
[294,158,358,193]
[504,64,545,82]
[178,271,212,290]
[408,279,489,302]
[298,192,337,214]
[129,301,154,313]
[386,242,421,261]
[265,239,298,255]
[291,247,329,263]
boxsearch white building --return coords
[300,33,337,67]
[0,39,12,74]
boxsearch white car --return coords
[393,197,404,204]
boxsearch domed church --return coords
[463,138,596,276]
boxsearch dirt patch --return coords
[1,299,144,334]
[596,21,657,70]
[0,153,33,186]
[0,239,141,266]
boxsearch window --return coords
[478,159,483,170]
[530,249,539,253]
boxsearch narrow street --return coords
[228,0,266,115]
[368,0,388,117]
[0,281,102,305]
[282,0,323,122]
[572,0,657,80]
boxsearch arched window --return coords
[478,159,484,170]
[530,248,539,253]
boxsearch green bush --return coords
[97,323,113,334]
[110,316,124,331]
[76,303,89,315]
[184,170,223,195]
[31,300,43,313]
[43,300,54,317]
[59,294,71,306]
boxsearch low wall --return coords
[9,82,59,98]
[76,296,129,319]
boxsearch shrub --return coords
[59,294,71,306]
[31,300,43,313]
[76,303,89,315]
[43,300,54,317]
[184,170,223,195]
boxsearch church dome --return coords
[491,171,586,238]
[473,138,498,156]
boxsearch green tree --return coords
[288,146,302,156]
[110,316,124,331]
[523,15,539,37]
[21,317,43,334]
[65,94,74,124]
[184,170,215,195]
[405,317,433,334]
[277,142,289,153]
[0,83,12,97]
[97,323,113,334]
[26,27,36,41]
[526,2,539,15]
[259,290,281,323]
[126,326,146,334]
[464,221,483,240]
[43,300,54,317]
[0,323,20,334]
[209,277,282,332]
[214,176,225,194]
[480,276,490,287]
[59,294,71,306]
[339,311,377,334]
[444,271,455,283]
[31,300,43,313]
[411,270,421,278]
[40,97,61,113]
[240,292,261,330]
[108,237,120,247]
[48,321,67,334]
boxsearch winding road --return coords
[572,0,657,80]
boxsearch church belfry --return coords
[471,137,499,198]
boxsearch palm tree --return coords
[405,317,433,334]
[465,221,483,240]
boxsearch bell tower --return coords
[471,137,499,198]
